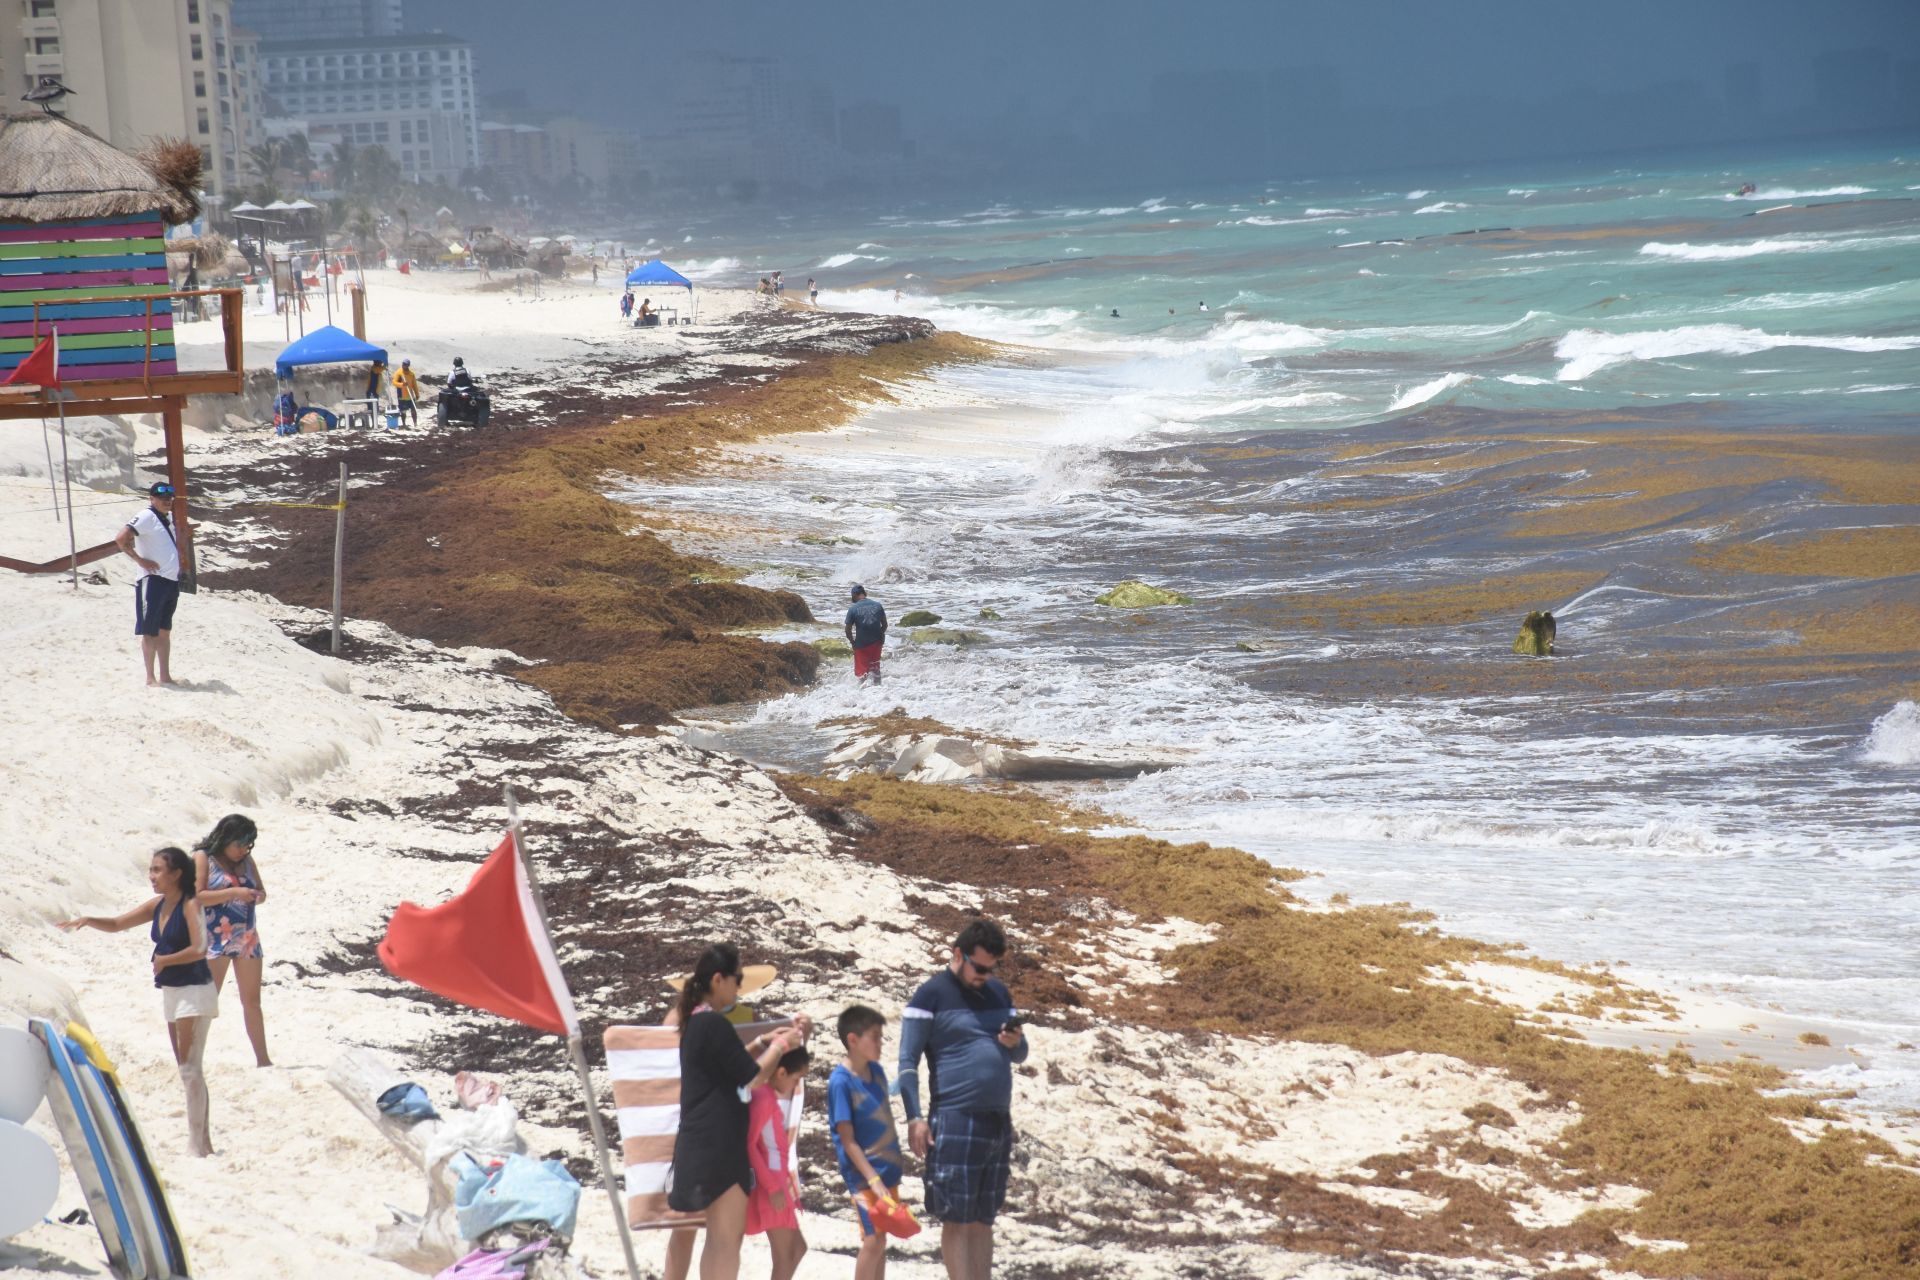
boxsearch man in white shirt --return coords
[114,481,183,685]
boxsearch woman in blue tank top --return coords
[59,846,219,1156]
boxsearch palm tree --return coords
[280,132,313,192]
[331,137,358,193]
[346,204,378,254]
[355,145,401,197]
[246,137,282,187]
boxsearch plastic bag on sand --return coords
[425,1097,523,1167]
[453,1152,581,1242]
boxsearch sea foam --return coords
[1863,702,1920,765]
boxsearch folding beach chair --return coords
[603,1020,801,1230]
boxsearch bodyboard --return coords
[67,1022,190,1278]
[29,1017,140,1278]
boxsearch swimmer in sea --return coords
[1110,308,1120,318]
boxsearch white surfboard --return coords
[0,1025,50,1124]
[0,1116,60,1238]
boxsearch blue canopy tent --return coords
[623,259,696,324]
[275,325,389,378]
[272,325,391,433]
[625,258,691,288]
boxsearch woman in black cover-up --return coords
[668,943,804,1279]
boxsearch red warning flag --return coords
[377,833,579,1036]
[3,331,59,389]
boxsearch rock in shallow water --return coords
[899,610,942,626]
[1513,610,1556,657]
[1096,580,1193,608]
[909,627,990,646]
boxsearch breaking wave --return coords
[1863,702,1920,766]
[1387,371,1474,411]
[1638,232,1920,261]
[1721,185,1872,200]
[1554,324,1920,381]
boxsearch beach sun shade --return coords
[287,198,319,211]
[274,324,389,379]
[229,200,262,213]
[263,199,292,211]
[624,258,692,289]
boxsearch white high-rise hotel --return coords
[258,33,478,184]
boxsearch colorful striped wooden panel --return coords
[0,213,176,381]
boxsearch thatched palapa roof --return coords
[0,113,194,224]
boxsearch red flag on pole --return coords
[377,833,579,1035]
[3,331,59,388]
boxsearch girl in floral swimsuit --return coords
[193,814,271,1066]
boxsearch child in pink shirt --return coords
[745,1045,810,1280]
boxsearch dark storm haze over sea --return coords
[409,0,1918,184]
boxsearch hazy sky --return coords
[409,0,1918,180]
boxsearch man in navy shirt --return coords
[896,918,1027,1279]
[844,583,888,685]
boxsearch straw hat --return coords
[665,963,777,996]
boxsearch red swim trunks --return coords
[853,642,883,678]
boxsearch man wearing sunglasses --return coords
[896,918,1027,1279]
[115,481,183,685]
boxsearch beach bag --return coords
[452,1153,580,1242]
[432,1237,554,1280]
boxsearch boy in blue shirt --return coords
[828,1004,906,1279]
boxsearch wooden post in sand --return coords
[330,462,347,654]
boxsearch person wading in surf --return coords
[844,584,888,686]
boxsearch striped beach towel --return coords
[604,1021,802,1230]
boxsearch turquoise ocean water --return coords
[614,143,1920,1114]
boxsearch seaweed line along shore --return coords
[3,247,1917,1280]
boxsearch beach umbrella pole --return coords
[503,787,644,1280]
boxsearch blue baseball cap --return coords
[148,482,174,498]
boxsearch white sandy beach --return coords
[2,269,1906,1280]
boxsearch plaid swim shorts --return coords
[923,1109,1014,1225]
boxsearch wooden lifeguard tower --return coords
[0,113,243,575]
